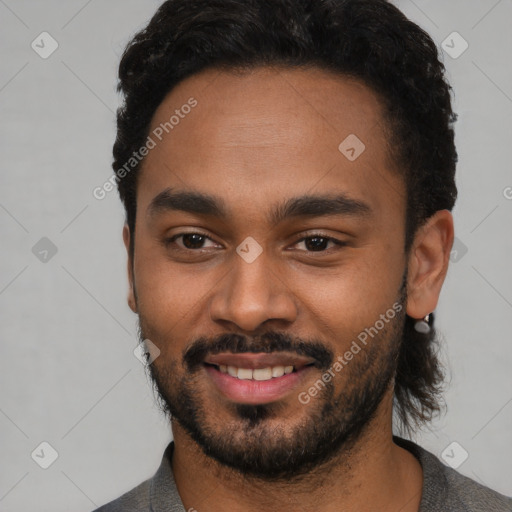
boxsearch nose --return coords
[208,250,298,332]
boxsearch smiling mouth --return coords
[203,354,315,405]
[202,352,317,404]
[204,362,315,381]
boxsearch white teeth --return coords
[271,366,285,377]
[237,368,253,380]
[216,364,296,380]
[253,368,273,381]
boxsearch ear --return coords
[406,210,454,320]
[123,224,138,313]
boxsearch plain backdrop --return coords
[1,0,511,510]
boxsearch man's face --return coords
[128,66,409,480]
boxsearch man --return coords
[95,0,512,510]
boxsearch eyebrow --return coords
[147,187,372,225]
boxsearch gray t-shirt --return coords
[94,436,512,511]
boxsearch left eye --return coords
[294,236,343,252]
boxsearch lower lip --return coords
[204,364,313,405]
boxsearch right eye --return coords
[164,231,221,251]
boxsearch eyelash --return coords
[164,231,347,254]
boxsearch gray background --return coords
[0,0,511,510]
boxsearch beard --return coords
[138,280,407,482]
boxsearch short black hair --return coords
[114,0,457,434]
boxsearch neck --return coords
[170,397,423,512]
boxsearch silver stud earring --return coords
[414,314,431,333]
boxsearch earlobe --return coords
[406,210,454,320]
[123,224,138,314]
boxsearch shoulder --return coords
[442,464,512,512]
[93,478,151,512]
[92,442,183,512]
[394,436,512,512]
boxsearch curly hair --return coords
[113,0,457,434]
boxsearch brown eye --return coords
[181,233,207,249]
[304,237,330,251]
[294,235,345,252]
[165,232,219,251]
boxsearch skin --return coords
[123,66,454,512]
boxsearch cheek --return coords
[290,244,405,338]
[133,242,222,337]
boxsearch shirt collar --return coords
[150,437,456,512]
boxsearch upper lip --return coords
[204,352,316,370]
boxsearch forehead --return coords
[137,66,404,224]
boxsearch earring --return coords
[414,314,431,334]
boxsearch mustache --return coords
[183,331,334,372]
